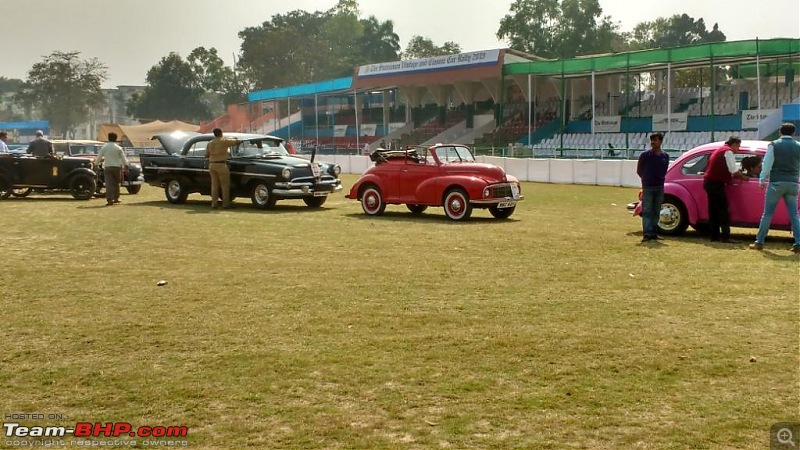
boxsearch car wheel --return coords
[251,181,276,209]
[126,185,141,195]
[407,204,427,214]
[70,174,97,200]
[443,188,472,221]
[164,179,188,204]
[11,187,32,198]
[489,204,515,219]
[360,185,385,216]
[657,196,689,235]
[0,174,11,200]
[303,196,327,208]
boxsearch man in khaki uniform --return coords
[204,128,241,209]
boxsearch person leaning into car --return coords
[27,130,53,157]
[94,132,129,206]
[703,136,746,243]
[205,128,242,209]
[636,132,669,242]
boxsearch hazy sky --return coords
[4,0,799,88]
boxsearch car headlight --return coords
[483,187,490,198]
[332,164,341,176]
[282,167,292,180]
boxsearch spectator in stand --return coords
[703,136,746,243]
[750,123,800,253]
[636,133,670,242]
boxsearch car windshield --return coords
[232,139,289,157]
[69,144,103,155]
[435,146,476,164]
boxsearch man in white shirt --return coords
[94,132,129,206]
[0,131,9,152]
[702,136,746,243]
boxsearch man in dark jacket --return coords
[636,132,670,242]
[27,130,53,157]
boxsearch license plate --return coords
[510,184,520,199]
[313,191,328,197]
[311,163,322,178]
[498,200,516,208]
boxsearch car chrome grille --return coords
[489,184,513,198]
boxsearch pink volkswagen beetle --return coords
[632,140,799,235]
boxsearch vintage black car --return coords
[0,153,97,200]
[52,140,144,195]
[140,132,342,208]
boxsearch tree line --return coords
[2,0,727,137]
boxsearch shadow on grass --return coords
[344,210,520,224]
[625,229,797,252]
[125,199,331,215]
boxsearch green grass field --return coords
[1,174,798,449]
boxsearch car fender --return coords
[347,173,386,199]
[664,183,700,225]
[64,167,97,184]
[418,175,487,204]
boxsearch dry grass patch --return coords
[1,175,797,449]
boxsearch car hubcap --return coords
[168,182,180,198]
[659,204,680,230]
[448,195,464,216]
[364,190,380,212]
[255,185,269,204]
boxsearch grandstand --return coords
[198,39,799,157]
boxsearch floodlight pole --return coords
[315,94,319,149]
[591,70,596,158]
[710,55,716,142]
[527,74,532,149]
[354,87,360,153]
[667,63,672,137]
[756,38,762,118]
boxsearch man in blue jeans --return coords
[637,132,670,242]
[749,123,800,253]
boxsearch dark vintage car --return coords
[51,140,144,195]
[346,144,523,221]
[0,153,97,200]
[140,132,342,208]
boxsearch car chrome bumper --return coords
[471,195,524,205]
[272,182,342,197]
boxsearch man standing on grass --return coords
[205,128,241,209]
[749,123,800,253]
[94,132,129,206]
[636,132,670,243]
[703,136,746,243]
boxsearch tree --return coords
[626,14,726,50]
[624,14,727,88]
[402,36,462,59]
[496,0,622,58]
[358,16,401,64]
[127,53,210,122]
[15,51,107,138]
[187,47,246,108]
[237,1,406,89]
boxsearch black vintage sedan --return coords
[52,140,144,195]
[141,132,342,208]
[0,153,97,200]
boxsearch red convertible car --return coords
[346,144,523,221]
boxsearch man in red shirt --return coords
[703,136,746,243]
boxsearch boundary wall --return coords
[322,155,641,188]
